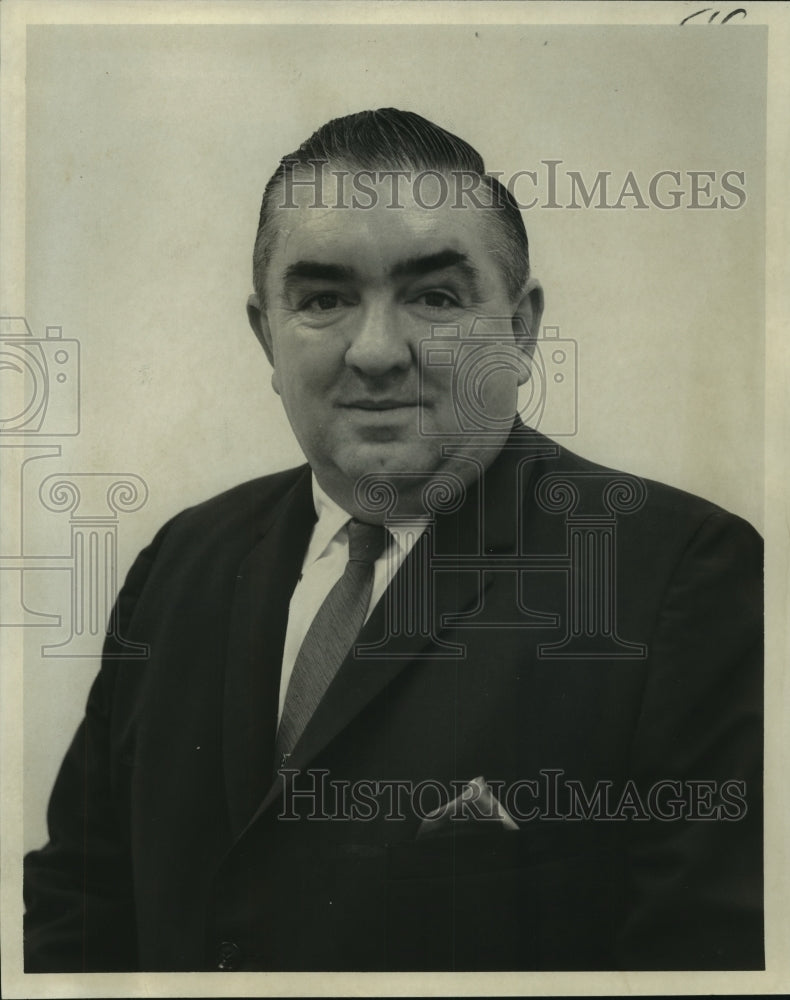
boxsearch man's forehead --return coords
[269,174,495,278]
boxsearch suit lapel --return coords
[245,525,472,823]
[222,467,315,838]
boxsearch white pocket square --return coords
[417,776,519,839]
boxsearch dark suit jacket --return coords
[24,425,763,972]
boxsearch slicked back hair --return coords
[252,108,530,306]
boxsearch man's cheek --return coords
[419,363,455,407]
[482,371,519,421]
[278,358,331,399]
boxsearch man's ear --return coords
[247,294,274,363]
[512,277,544,384]
[247,294,281,395]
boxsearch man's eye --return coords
[303,292,344,311]
[414,291,459,309]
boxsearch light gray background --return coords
[20,25,765,852]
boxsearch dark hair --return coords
[252,108,529,305]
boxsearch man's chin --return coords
[332,444,478,518]
[341,442,443,481]
[340,433,509,481]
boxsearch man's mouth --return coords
[341,399,421,411]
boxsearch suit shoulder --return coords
[131,464,311,568]
[529,432,760,546]
[108,463,311,633]
[170,463,308,529]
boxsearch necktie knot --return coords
[347,519,389,565]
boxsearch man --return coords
[24,108,763,972]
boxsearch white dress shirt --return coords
[277,476,427,722]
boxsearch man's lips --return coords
[340,400,421,411]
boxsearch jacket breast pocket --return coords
[384,826,626,971]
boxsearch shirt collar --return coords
[308,474,427,568]
[306,476,352,569]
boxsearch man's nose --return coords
[344,301,413,376]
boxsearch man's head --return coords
[247,108,543,519]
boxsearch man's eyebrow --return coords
[281,250,483,294]
[283,261,357,284]
[389,250,483,295]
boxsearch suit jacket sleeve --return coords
[23,519,173,973]
[615,509,763,969]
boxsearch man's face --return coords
[248,170,542,517]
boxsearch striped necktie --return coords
[275,518,389,766]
